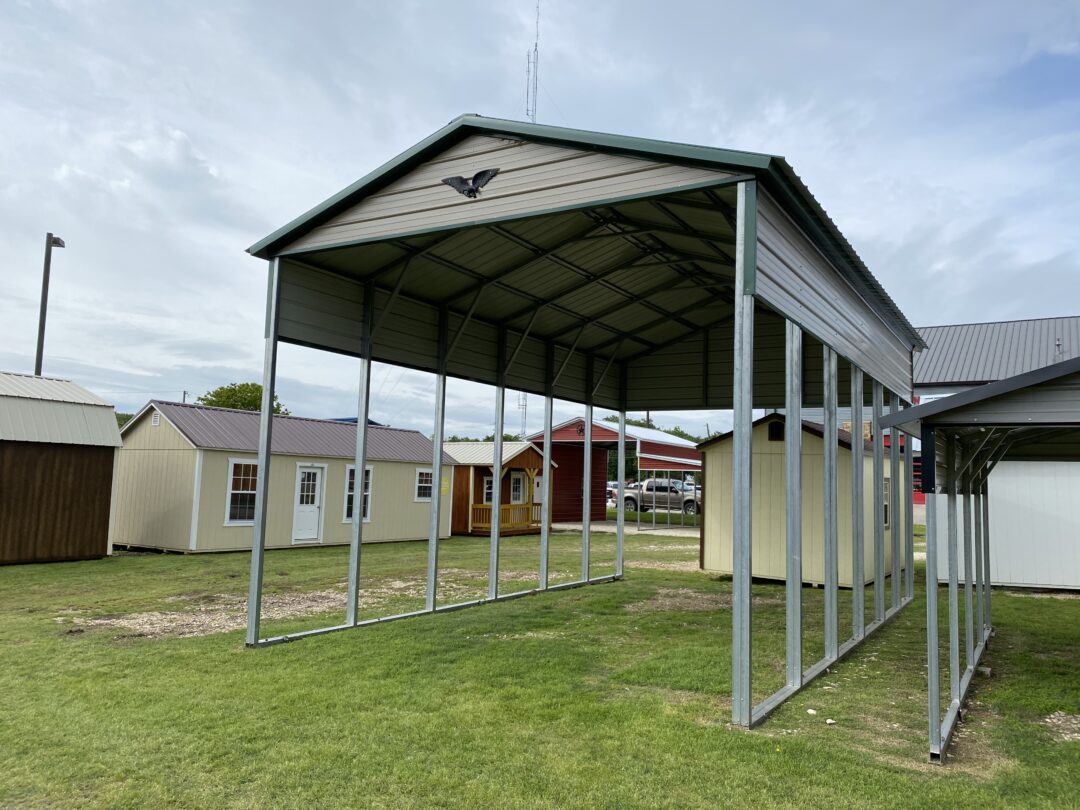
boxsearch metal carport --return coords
[880,355,1080,761]
[244,114,925,728]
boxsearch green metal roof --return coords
[249,114,923,350]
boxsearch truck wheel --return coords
[624,497,638,513]
[683,501,698,515]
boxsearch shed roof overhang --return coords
[249,116,921,411]
[881,356,1080,466]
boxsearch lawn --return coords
[607,507,700,527]
[2,531,1078,808]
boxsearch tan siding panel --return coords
[701,421,900,586]
[282,135,734,252]
[110,415,196,551]
[756,191,912,400]
[194,452,453,552]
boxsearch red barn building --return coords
[527,418,701,522]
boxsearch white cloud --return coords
[1,1,1078,438]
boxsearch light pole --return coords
[34,232,65,376]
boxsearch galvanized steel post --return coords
[246,257,281,647]
[346,281,375,626]
[489,328,507,601]
[921,425,941,756]
[539,343,554,590]
[982,477,992,630]
[425,308,448,612]
[582,356,593,581]
[616,371,627,579]
[890,393,901,609]
[905,404,915,601]
[823,346,839,660]
[973,476,985,639]
[731,179,756,726]
[946,435,961,705]
[872,380,885,622]
[851,367,865,638]
[785,320,803,688]
[962,468,974,668]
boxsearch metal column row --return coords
[923,427,995,761]
[245,262,627,648]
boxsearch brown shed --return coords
[0,372,122,564]
[443,442,553,535]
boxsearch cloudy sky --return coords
[2,1,1078,438]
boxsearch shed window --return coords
[344,465,372,522]
[227,461,258,524]
[482,476,493,504]
[415,468,434,501]
[883,479,891,528]
[151,411,160,426]
[767,420,783,441]
[510,472,525,504]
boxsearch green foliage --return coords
[115,412,133,428]
[196,382,289,415]
[602,414,704,444]
[445,433,521,442]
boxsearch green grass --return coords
[607,507,700,527]
[2,532,1078,808]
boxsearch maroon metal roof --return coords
[139,401,453,464]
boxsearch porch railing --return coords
[471,502,542,531]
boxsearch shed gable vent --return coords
[151,412,160,426]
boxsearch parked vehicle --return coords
[623,478,701,515]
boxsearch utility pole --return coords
[35,232,66,376]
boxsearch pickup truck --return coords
[623,478,701,515]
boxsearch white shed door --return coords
[292,466,323,542]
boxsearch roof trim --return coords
[880,355,1080,433]
[247,114,922,349]
[697,413,870,453]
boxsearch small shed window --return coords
[227,461,258,524]
[510,472,525,504]
[415,468,434,502]
[767,420,783,441]
[151,412,160,426]
[883,479,891,528]
[344,465,372,522]
[482,476,493,504]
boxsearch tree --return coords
[115,412,133,428]
[196,383,289,415]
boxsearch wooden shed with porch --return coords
[444,441,551,535]
[0,372,122,564]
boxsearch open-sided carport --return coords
[881,355,1080,761]
[244,115,924,728]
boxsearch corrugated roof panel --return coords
[0,372,109,405]
[442,441,543,466]
[915,316,1080,386]
[148,401,453,463]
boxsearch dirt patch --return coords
[631,559,701,572]
[626,587,781,613]
[58,568,543,640]
[1041,712,1080,742]
[1005,590,1080,601]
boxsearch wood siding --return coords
[282,135,735,253]
[0,441,114,563]
[549,445,608,522]
[701,421,901,587]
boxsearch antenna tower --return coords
[518,392,528,438]
[525,1,540,123]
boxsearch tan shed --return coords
[111,401,453,552]
[699,414,903,587]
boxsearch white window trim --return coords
[883,478,891,529]
[509,471,526,505]
[482,475,494,505]
[414,467,434,502]
[224,456,259,527]
[343,464,374,524]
